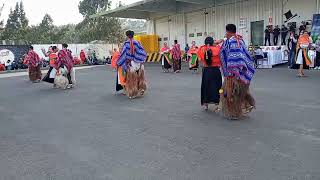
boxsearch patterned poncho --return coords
[117,39,147,71]
[220,36,255,84]
[57,49,74,71]
[171,44,181,60]
[24,50,41,67]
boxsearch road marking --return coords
[0,66,102,79]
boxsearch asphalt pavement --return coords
[0,64,320,180]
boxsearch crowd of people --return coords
[23,44,76,89]
[260,21,320,76]
[112,24,255,120]
[5,23,257,120]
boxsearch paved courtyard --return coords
[0,64,320,180]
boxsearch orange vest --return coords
[49,53,57,66]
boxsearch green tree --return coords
[2,1,29,41]
[77,0,124,43]
[2,3,20,40]
[19,1,28,29]
[78,0,111,17]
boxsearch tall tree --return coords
[78,0,111,17]
[2,3,20,40]
[77,0,124,43]
[19,1,28,28]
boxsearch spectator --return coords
[315,35,320,70]
[0,63,5,71]
[273,25,280,45]
[264,26,271,46]
[288,32,298,68]
[280,25,289,45]
[80,50,86,64]
[5,60,12,70]
[87,48,93,64]
[299,21,306,34]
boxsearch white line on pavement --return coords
[0,66,102,79]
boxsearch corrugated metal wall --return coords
[206,0,282,44]
[154,0,283,46]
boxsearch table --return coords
[259,46,288,68]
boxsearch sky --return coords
[1,0,140,26]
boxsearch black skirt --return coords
[42,67,55,84]
[201,67,222,105]
[116,72,124,91]
[162,55,172,70]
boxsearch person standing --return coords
[172,40,182,73]
[197,37,222,111]
[273,25,281,45]
[287,32,298,68]
[117,30,147,99]
[80,50,86,64]
[299,21,307,34]
[220,24,256,120]
[160,42,172,72]
[56,43,75,88]
[24,46,42,83]
[280,25,289,45]
[188,41,199,72]
[264,26,271,46]
[315,36,320,70]
[295,31,312,77]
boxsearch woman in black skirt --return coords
[197,37,222,111]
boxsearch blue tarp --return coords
[311,14,320,42]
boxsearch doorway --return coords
[251,20,264,46]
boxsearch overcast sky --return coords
[1,0,139,26]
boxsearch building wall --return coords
[152,0,318,48]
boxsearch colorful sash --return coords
[189,54,198,68]
[118,67,126,86]
[163,52,173,65]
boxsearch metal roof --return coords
[91,0,220,19]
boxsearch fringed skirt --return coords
[117,64,147,98]
[201,67,222,105]
[29,65,42,81]
[221,77,255,120]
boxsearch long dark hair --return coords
[204,37,214,65]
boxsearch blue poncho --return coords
[220,36,255,84]
[117,39,147,71]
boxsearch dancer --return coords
[220,24,256,120]
[295,31,312,77]
[43,46,58,85]
[160,42,172,72]
[56,43,75,88]
[117,30,147,99]
[188,41,199,72]
[111,47,120,70]
[172,40,181,73]
[24,46,42,83]
[197,37,222,111]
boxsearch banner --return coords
[0,45,29,65]
[311,14,320,42]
